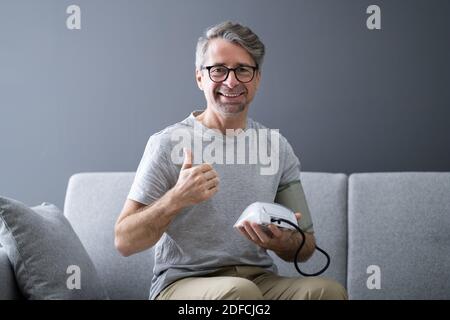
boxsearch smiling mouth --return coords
[218,92,245,98]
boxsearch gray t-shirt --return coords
[128,110,311,299]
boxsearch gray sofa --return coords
[1,172,449,299]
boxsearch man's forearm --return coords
[275,232,316,262]
[115,188,183,256]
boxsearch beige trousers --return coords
[156,265,347,300]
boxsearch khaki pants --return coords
[156,265,347,300]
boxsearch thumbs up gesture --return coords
[173,148,220,207]
[181,147,194,170]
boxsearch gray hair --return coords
[195,21,265,71]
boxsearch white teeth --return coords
[220,93,242,97]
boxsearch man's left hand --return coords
[237,213,302,252]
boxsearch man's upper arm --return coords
[276,136,314,232]
[275,180,314,233]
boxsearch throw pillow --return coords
[0,196,109,299]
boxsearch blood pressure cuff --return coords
[275,180,314,233]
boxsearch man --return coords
[114,21,347,300]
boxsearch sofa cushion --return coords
[348,172,450,299]
[0,196,109,299]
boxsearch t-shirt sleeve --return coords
[128,135,177,205]
[279,138,301,186]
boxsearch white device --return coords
[235,202,331,277]
[234,202,299,231]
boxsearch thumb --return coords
[295,212,302,221]
[181,148,193,170]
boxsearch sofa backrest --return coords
[347,172,450,299]
[64,172,348,300]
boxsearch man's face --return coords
[196,38,261,116]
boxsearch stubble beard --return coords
[216,103,246,116]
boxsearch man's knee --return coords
[219,278,264,300]
[317,278,348,300]
[293,277,348,300]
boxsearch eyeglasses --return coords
[201,65,258,83]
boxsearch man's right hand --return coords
[172,148,219,207]
[115,149,219,257]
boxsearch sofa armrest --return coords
[0,247,22,300]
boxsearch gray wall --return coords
[1,0,449,208]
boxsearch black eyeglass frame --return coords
[201,64,259,83]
